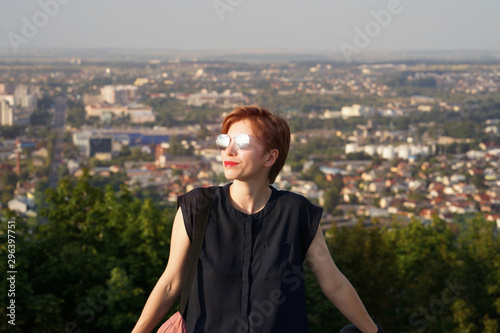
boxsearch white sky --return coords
[0,0,499,53]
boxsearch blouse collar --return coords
[222,183,278,220]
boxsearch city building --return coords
[341,104,375,118]
[85,103,155,123]
[0,98,14,126]
[100,85,139,105]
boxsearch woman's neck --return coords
[228,180,272,215]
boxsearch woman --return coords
[132,105,380,332]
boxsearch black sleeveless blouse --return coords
[177,183,323,333]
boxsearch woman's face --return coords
[220,119,276,183]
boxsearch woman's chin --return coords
[223,172,236,180]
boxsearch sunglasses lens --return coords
[216,134,251,150]
[235,134,250,149]
[216,134,230,150]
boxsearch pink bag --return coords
[157,311,187,333]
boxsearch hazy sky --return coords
[0,0,499,53]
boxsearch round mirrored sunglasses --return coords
[216,134,251,150]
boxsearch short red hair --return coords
[221,105,290,184]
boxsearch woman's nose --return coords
[225,140,238,156]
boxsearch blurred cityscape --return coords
[1,51,500,229]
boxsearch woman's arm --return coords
[132,207,191,333]
[305,227,378,333]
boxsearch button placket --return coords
[240,216,252,322]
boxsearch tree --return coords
[0,174,175,332]
[0,210,64,333]
[196,125,212,140]
[451,215,500,332]
[1,172,18,205]
[0,125,24,139]
[66,101,87,127]
[308,214,500,333]
[34,178,49,212]
[168,135,193,156]
[57,164,70,179]
[2,174,499,332]
[30,110,52,126]
[470,173,487,190]
[323,187,341,215]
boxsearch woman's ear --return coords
[264,149,279,167]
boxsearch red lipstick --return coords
[224,161,239,167]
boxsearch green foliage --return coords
[251,89,385,114]
[115,146,154,163]
[196,125,213,140]
[393,116,411,131]
[305,263,343,332]
[346,152,372,161]
[407,191,428,202]
[301,165,344,215]
[443,121,478,139]
[34,178,49,212]
[89,171,129,192]
[37,95,54,112]
[66,100,87,127]
[288,136,344,170]
[145,98,183,127]
[2,175,499,332]
[470,173,487,190]
[305,216,500,333]
[322,176,344,215]
[385,72,438,96]
[168,135,194,156]
[0,125,25,139]
[0,174,174,332]
[1,171,18,206]
[30,109,52,126]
